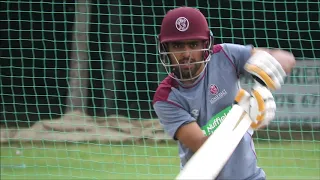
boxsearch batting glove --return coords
[235,85,276,130]
[244,50,286,91]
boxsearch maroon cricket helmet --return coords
[159,7,210,43]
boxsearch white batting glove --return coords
[249,84,276,129]
[244,50,286,91]
[235,85,276,130]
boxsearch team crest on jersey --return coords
[175,17,189,32]
[209,84,227,104]
[209,84,219,95]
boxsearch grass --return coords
[1,140,319,180]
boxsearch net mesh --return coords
[1,0,319,179]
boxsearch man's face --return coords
[167,40,205,80]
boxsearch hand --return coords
[249,84,276,129]
[244,50,286,91]
[235,85,276,130]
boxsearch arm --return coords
[221,43,296,76]
[153,101,207,153]
[175,122,208,153]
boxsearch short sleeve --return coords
[221,43,253,75]
[153,101,196,140]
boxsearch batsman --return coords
[152,6,296,180]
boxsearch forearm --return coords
[192,136,209,153]
[175,122,210,153]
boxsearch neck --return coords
[181,79,197,86]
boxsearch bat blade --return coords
[176,104,252,180]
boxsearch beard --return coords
[172,61,202,80]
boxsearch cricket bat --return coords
[176,104,252,180]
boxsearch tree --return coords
[65,0,92,113]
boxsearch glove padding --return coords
[244,50,286,91]
[235,85,276,130]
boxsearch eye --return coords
[172,43,182,49]
[189,42,198,48]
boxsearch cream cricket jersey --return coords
[153,43,266,180]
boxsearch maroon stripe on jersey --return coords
[153,74,179,105]
[213,44,223,53]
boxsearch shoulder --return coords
[210,43,252,55]
[219,43,254,54]
[208,44,236,66]
[211,43,236,53]
[152,74,179,105]
[212,44,224,53]
[210,43,254,65]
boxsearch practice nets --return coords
[0,0,319,179]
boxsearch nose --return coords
[182,46,192,58]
